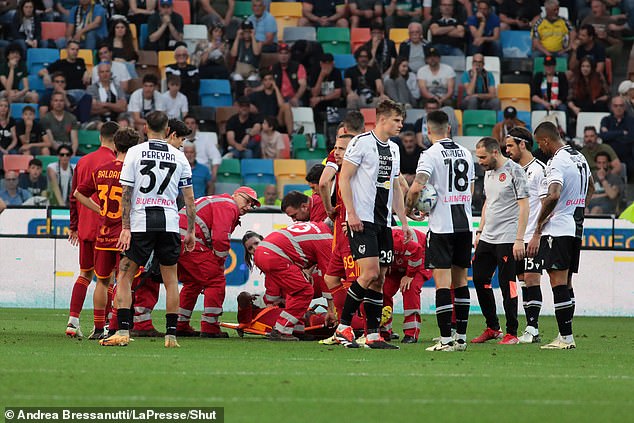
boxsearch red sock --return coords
[105,284,114,322]
[69,276,91,318]
[109,308,118,331]
[94,309,106,330]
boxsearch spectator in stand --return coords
[9,0,42,51]
[466,0,501,56]
[569,25,606,79]
[247,0,278,53]
[363,21,397,76]
[18,158,47,197]
[183,115,222,177]
[128,0,158,27]
[345,47,388,109]
[85,62,128,124]
[581,125,622,175]
[398,22,427,73]
[38,73,81,120]
[128,73,166,132]
[0,1,17,34]
[397,130,423,185]
[587,151,623,215]
[417,47,455,107]
[196,0,241,41]
[384,57,420,106]
[41,92,79,155]
[600,97,634,180]
[193,23,230,80]
[308,53,344,123]
[183,141,213,199]
[249,70,294,134]
[567,56,609,120]
[259,184,281,208]
[461,53,501,110]
[531,55,569,112]
[0,170,31,205]
[39,41,91,94]
[619,80,634,117]
[260,116,285,159]
[498,0,540,31]
[384,0,425,31]
[226,96,262,159]
[0,43,38,103]
[91,42,131,93]
[230,21,261,90]
[47,145,75,206]
[413,97,459,146]
[166,44,200,106]
[65,0,108,50]
[430,0,466,56]
[349,0,383,28]
[161,75,189,120]
[16,106,51,155]
[531,0,575,57]
[108,17,139,67]
[492,106,527,149]
[270,43,307,108]
[0,98,18,156]
[147,0,184,51]
[580,0,624,59]
[298,0,348,28]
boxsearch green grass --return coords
[1,309,634,422]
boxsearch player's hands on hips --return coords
[347,212,363,232]
[399,275,413,293]
[117,228,131,252]
[513,240,525,261]
[68,229,79,246]
[402,225,413,243]
[184,230,195,252]
[527,234,541,257]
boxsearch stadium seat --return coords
[233,1,253,19]
[462,110,497,136]
[129,23,139,51]
[404,108,424,126]
[531,110,567,134]
[500,31,531,58]
[533,57,567,74]
[350,27,370,52]
[158,50,179,76]
[60,48,93,65]
[183,24,208,52]
[441,55,467,72]
[189,105,216,131]
[333,54,356,72]
[291,107,316,134]
[466,56,500,86]
[283,26,317,43]
[241,159,276,185]
[77,130,101,154]
[199,79,232,108]
[25,75,46,98]
[279,133,291,159]
[540,5,569,19]
[36,155,57,175]
[270,2,302,39]
[10,103,39,120]
[139,24,148,50]
[575,112,610,140]
[40,22,66,42]
[136,50,159,80]
[453,136,480,158]
[389,28,409,51]
[215,182,241,195]
[173,0,191,25]
[497,83,531,112]
[26,48,59,75]
[317,27,351,55]
[497,110,531,130]
[215,106,239,138]
[274,159,306,178]
[70,156,80,166]
[360,108,376,131]
[501,58,533,84]
[292,134,327,160]
[305,158,324,171]
[283,183,310,196]
[605,57,612,84]
[250,182,269,198]
[217,159,242,184]
[3,154,33,173]
[454,109,463,136]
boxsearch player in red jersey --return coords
[65,122,118,337]
[74,127,141,339]
[382,228,432,344]
[243,222,333,341]
[305,163,328,223]
[176,186,261,337]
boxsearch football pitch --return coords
[1,309,633,423]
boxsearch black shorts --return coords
[473,240,516,286]
[425,231,473,269]
[126,232,181,267]
[516,242,545,276]
[541,235,581,273]
[347,221,394,265]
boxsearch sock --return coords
[525,286,542,330]
[521,284,528,312]
[93,309,106,331]
[117,308,131,332]
[69,276,90,319]
[166,313,178,336]
[339,281,366,326]
[552,285,573,337]
[105,285,114,323]
[453,286,470,336]
[474,281,500,331]
[436,288,453,339]
[363,289,383,336]
[569,287,575,319]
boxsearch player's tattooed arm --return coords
[405,173,429,212]
[121,185,133,229]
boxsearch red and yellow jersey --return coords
[70,146,116,241]
[389,229,432,280]
[310,192,327,223]
[325,149,348,248]
[77,159,123,250]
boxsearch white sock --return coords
[68,316,80,327]
[441,336,453,344]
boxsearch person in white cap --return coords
[618,80,634,116]
[176,186,261,338]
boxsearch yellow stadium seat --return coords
[497,83,531,112]
[389,28,409,51]
[60,48,93,73]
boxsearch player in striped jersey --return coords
[529,122,594,349]
[406,110,474,352]
[505,126,548,343]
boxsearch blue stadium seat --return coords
[139,24,148,50]
[241,159,276,185]
[333,54,356,71]
[496,110,532,131]
[199,79,233,108]
[10,103,39,120]
[283,184,311,196]
[21,75,46,97]
[501,31,532,58]
[26,48,59,74]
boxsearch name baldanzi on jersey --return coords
[141,150,176,161]
[97,169,120,179]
